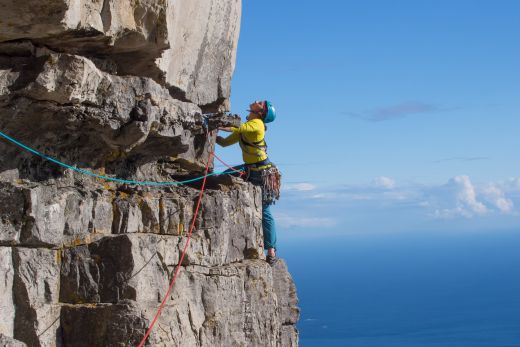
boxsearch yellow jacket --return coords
[216,118,268,164]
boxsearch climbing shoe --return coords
[266,255,278,266]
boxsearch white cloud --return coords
[292,176,518,223]
[382,191,411,201]
[274,213,337,228]
[272,174,520,236]
[453,175,488,214]
[283,182,316,191]
[433,175,488,218]
[310,193,330,199]
[372,176,396,189]
[322,190,374,201]
[482,184,514,213]
[433,206,473,219]
[496,199,514,213]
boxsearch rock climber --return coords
[216,100,281,266]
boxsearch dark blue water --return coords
[280,230,520,347]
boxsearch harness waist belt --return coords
[249,164,272,171]
[246,158,272,171]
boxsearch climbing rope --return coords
[213,152,245,176]
[0,130,243,185]
[136,150,213,347]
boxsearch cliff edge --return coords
[0,1,299,346]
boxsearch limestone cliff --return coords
[0,1,299,346]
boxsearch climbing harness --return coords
[246,158,272,172]
[239,134,268,158]
[236,119,281,204]
[0,130,243,185]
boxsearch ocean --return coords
[280,230,520,347]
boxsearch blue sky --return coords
[219,0,520,235]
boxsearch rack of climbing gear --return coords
[260,165,282,204]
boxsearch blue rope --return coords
[0,130,241,186]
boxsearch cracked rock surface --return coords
[0,0,299,346]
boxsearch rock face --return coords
[0,1,299,346]
[0,0,241,110]
[157,0,241,108]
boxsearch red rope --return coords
[137,151,214,347]
[213,152,245,176]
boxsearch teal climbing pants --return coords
[223,164,277,250]
[262,203,277,250]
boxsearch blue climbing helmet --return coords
[263,100,276,123]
